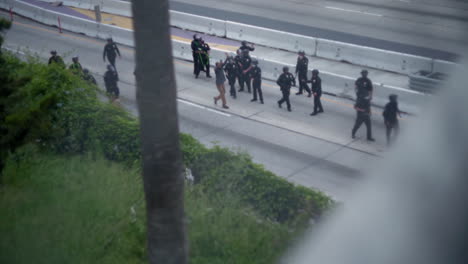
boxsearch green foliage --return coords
[1,148,297,264]
[0,18,12,48]
[0,147,146,264]
[190,146,332,224]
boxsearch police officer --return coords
[295,51,311,97]
[308,69,323,115]
[224,55,239,99]
[104,64,120,101]
[239,40,255,53]
[250,59,263,104]
[191,34,203,78]
[69,56,83,75]
[200,39,212,78]
[82,68,97,85]
[351,96,375,141]
[277,66,296,112]
[239,49,253,93]
[48,50,65,67]
[234,49,243,90]
[355,69,373,100]
[103,38,121,69]
[383,94,401,146]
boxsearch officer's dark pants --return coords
[240,73,251,92]
[298,72,311,94]
[312,94,323,113]
[352,112,372,139]
[252,79,263,102]
[194,56,202,77]
[278,89,291,110]
[386,120,399,146]
[192,53,197,74]
[227,75,237,98]
[107,55,116,68]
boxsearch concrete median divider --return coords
[226,21,316,56]
[316,39,433,75]
[432,59,458,75]
[170,11,226,37]
[100,0,131,17]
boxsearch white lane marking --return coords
[325,6,383,17]
[177,99,232,117]
[398,0,410,3]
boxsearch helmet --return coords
[283,66,289,73]
[50,50,57,55]
[72,56,79,61]
[298,50,305,56]
[361,69,368,76]
[193,34,198,40]
[389,94,398,102]
[252,59,258,65]
[241,40,247,46]
[107,37,113,42]
[312,69,319,75]
[83,68,89,73]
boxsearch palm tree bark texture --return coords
[131,1,188,263]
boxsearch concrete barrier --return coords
[226,21,316,56]
[316,39,433,75]
[169,11,226,37]
[100,0,131,17]
[432,59,457,75]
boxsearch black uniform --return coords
[200,42,211,77]
[224,59,239,98]
[355,76,373,99]
[234,54,242,88]
[191,39,203,77]
[352,97,373,140]
[103,42,121,68]
[104,69,120,98]
[296,57,311,95]
[48,55,65,67]
[239,55,252,93]
[239,44,255,53]
[383,100,400,145]
[309,75,323,114]
[250,66,263,103]
[277,72,296,111]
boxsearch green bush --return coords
[0,52,332,225]
[0,148,296,264]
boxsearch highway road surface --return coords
[1,11,419,201]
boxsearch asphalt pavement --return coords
[2,11,417,201]
[168,0,468,61]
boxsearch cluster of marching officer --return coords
[192,37,402,146]
[191,37,324,115]
[48,38,122,102]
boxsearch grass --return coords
[0,146,297,264]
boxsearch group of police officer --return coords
[191,37,401,145]
[48,38,122,102]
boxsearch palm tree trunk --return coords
[131,1,187,263]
